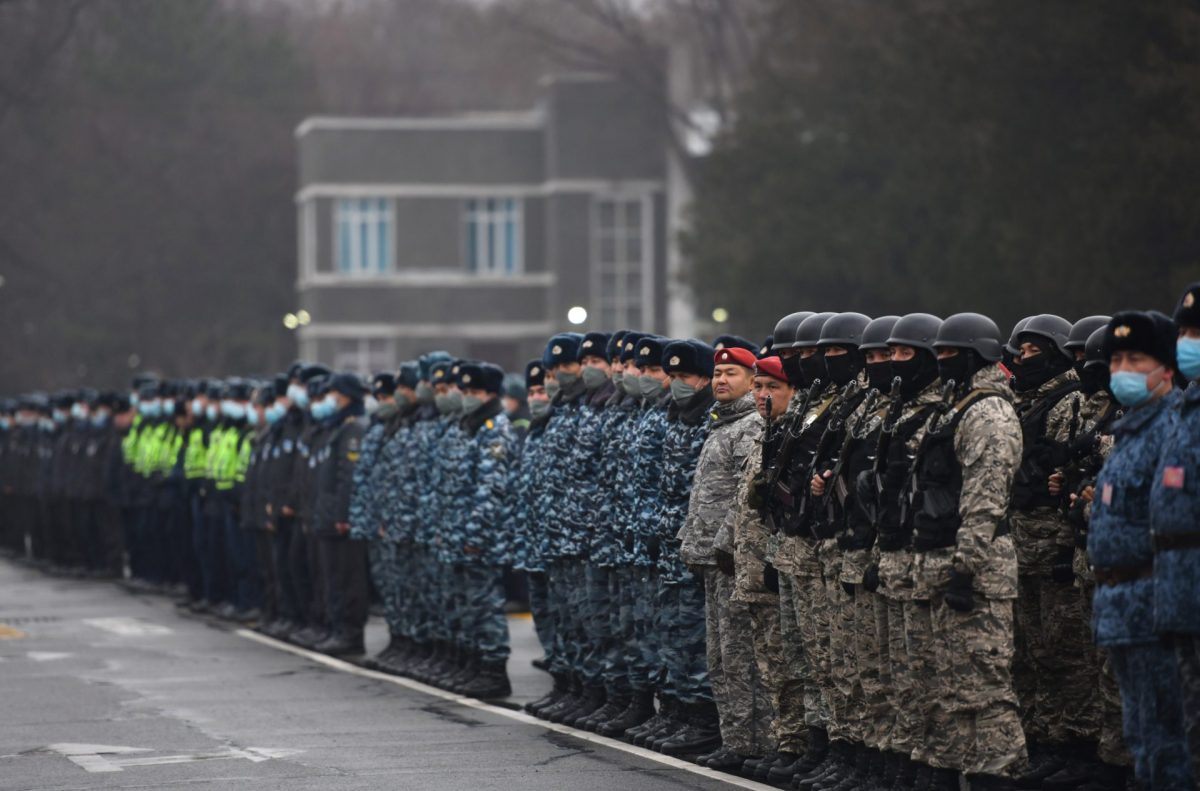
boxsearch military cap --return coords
[205,380,225,400]
[607,330,630,362]
[448,360,468,386]
[503,373,526,401]
[330,372,366,400]
[307,375,330,398]
[77,387,99,406]
[255,384,275,405]
[579,332,612,361]
[754,356,788,382]
[619,332,647,364]
[286,360,308,380]
[712,334,757,353]
[1103,310,1177,369]
[131,373,158,390]
[635,336,669,368]
[525,359,545,389]
[663,339,715,377]
[273,374,289,397]
[1174,281,1200,329]
[418,351,453,382]
[543,333,584,368]
[458,361,505,394]
[226,379,254,401]
[715,346,757,369]
[299,364,330,382]
[429,360,453,385]
[397,361,420,390]
[372,372,397,397]
[758,335,774,358]
[138,381,159,400]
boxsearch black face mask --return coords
[891,350,939,399]
[936,350,979,391]
[824,352,862,387]
[782,354,805,387]
[865,361,893,392]
[799,353,827,389]
[1078,363,1109,396]
[1011,349,1068,393]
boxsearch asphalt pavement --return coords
[0,559,774,791]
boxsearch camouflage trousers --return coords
[924,597,1026,775]
[1109,640,1193,791]
[749,597,785,753]
[628,567,659,692]
[856,588,890,751]
[779,568,828,752]
[526,570,557,668]
[580,564,615,687]
[614,566,644,692]
[458,562,510,663]
[705,567,775,753]
[366,539,401,637]
[548,559,586,677]
[881,590,922,757]
[905,599,938,765]
[659,575,711,704]
[1075,556,1132,767]
[819,540,855,743]
[1174,634,1200,781]
[599,567,630,695]
[410,546,442,644]
[1015,573,1098,743]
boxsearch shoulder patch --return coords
[489,442,506,460]
[485,419,494,430]
[347,451,360,462]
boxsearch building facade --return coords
[294,73,677,373]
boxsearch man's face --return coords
[552,362,582,377]
[434,382,451,396]
[669,371,711,390]
[1019,341,1042,361]
[642,364,669,386]
[464,387,494,402]
[712,363,753,402]
[753,376,795,418]
[611,359,625,376]
[528,384,547,400]
[581,355,610,376]
[865,349,890,365]
[778,347,801,360]
[889,345,916,362]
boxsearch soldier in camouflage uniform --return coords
[1006,315,1092,784]
[451,361,517,699]
[678,341,764,768]
[1154,283,1200,783]
[908,313,1026,790]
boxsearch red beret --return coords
[754,355,788,382]
[713,346,757,369]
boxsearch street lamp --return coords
[712,307,730,324]
[283,313,299,330]
[567,306,588,325]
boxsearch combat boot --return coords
[700,746,753,771]
[795,727,830,776]
[394,640,432,677]
[313,629,365,658]
[659,700,721,757]
[596,688,654,737]
[437,645,475,691]
[538,674,584,722]
[577,690,626,732]
[1041,741,1101,791]
[290,624,327,649]
[814,743,869,791]
[748,752,784,780]
[408,639,446,683]
[447,651,482,694]
[766,751,803,784]
[630,694,677,746]
[526,672,569,715]
[648,699,690,751]
[967,773,1015,791]
[457,660,511,700]
[795,740,853,790]
[561,686,606,727]
[1075,765,1131,791]
[1016,743,1066,789]
[890,756,919,790]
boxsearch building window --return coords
[593,194,649,329]
[333,338,395,374]
[464,197,522,275]
[335,198,393,274]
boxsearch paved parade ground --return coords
[0,559,772,791]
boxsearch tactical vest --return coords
[910,391,1005,552]
[875,406,935,552]
[1010,381,1081,512]
[183,427,208,480]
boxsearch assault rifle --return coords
[791,380,862,535]
[871,376,906,498]
[818,386,882,530]
[897,379,957,530]
[756,379,823,522]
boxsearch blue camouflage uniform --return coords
[1090,384,1191,791]
[348,403,400,638]
[509,403,555,665]
[629,386,672,692]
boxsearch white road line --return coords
[236,629,778,791]
[84,617,172,636]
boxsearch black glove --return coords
[763,563,780,594]
[1069,431,1099,460]
[1050,545,1075,584]
[748,472,770,510]
[862,563,880,593]
[841,580,855,597]
[645,536,660,562]
[714,548,735,576]
[942,570,975,613]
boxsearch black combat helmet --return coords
[887,313,943,398]
[1079,326,1111,396]
[1065,316,1111,355]
[1017,314,1074,360]
[1005,316,1034,358]
[771,311,814,351]
[817,312,872,349]
[934,312,1003,389]
[859,316,901,351]
[886,313,942,353]
[789,312,835,387]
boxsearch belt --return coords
[1092,563,1153,587]
[1154,532,1200,552]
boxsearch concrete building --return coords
[293,72,683,373]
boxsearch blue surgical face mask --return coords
[0,417,10,430]
[669,378,698,403]
[1109,368,1162,407]
[245,407,259,426]
[91,412,109,428]
[53,409,67,425]
[191,398,204,417]
[638,374,665,399]
[226,401,247,421]
[143,400,162,419]
[461,394,484,414]
[582,365,608,391]
[529,398,551,420]
[1178,337,1200,380]
[205,404,219,422]
[39,417,55,432]
[70,403,85,420]
[287,383,309,409]
[130,394,140,409]
[163,399,175,417]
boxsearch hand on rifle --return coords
[810,469,832,498]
